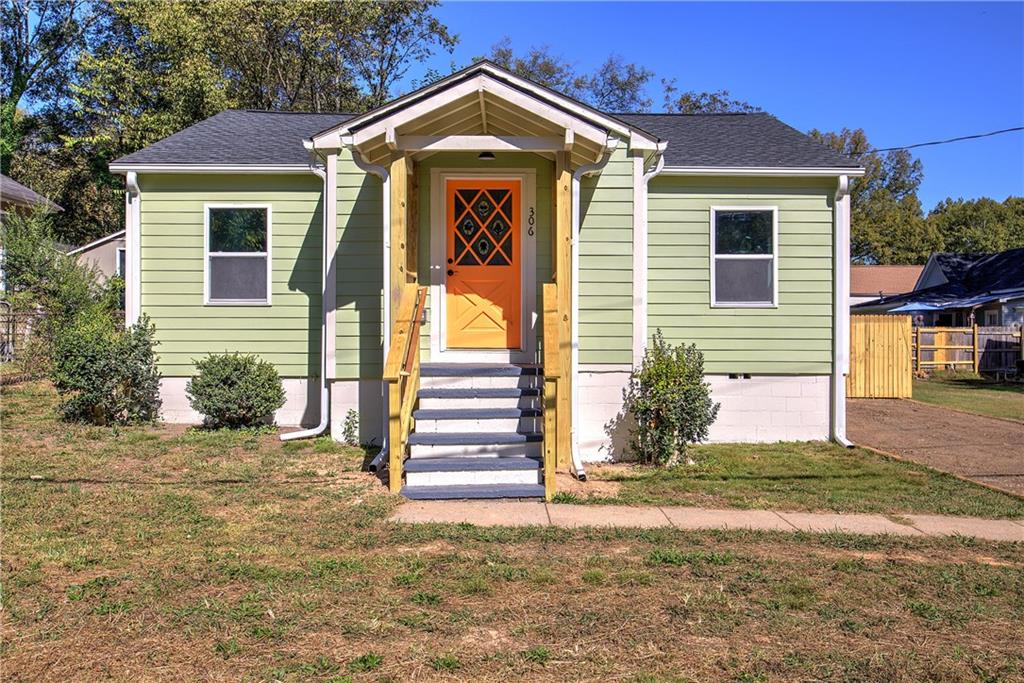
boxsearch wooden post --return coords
[553,152,572,470]
[972,323,979,374]
[407,161,419,282]
[389,155,410,301]
[915,326,922,375]
[388,381,402,493]
[542,283,560,501]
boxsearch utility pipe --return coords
[569,140,619,481]
[832,175,853,448]
[282,153,332,441]
[345,149,392,472]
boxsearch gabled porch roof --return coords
[310,60,664,168]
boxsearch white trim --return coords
[396,135,565,153]
[311,63,656,148]
[324,154,338,380]
[203,204,273,306]
[110,164,310,174]
[125,172,141,326]
[631,151,665,368]
[662,166,865,177]
[68,230,126,255]
[709,206,779,308]
[429,168,537,364]
[832,176,852,447]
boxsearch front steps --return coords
[399,363,546,500]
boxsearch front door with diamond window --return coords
[446,179,521,349]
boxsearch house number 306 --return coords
[528,207,535,236]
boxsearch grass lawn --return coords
[912,372,1024,423]
[574,442,1024,518]
[3,382,1024,681]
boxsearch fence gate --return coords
[848,314,912,398]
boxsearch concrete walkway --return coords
[392,501,1024,542]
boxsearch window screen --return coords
[207,207,268,303]
[713,209,775,305]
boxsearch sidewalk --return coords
[392,501,1024,542]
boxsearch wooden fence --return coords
[912,325,1022,375]
[848,314,913,398]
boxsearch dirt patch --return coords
[555,470,621,498]
[848,399,1024,497]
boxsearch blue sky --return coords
[405,1,1024,211]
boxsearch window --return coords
[984,310,999,326]
[205,205,271,304]
[711,207,777,307]
[116,247,126,278]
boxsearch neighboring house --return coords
[1,173,63,294]
[109,61,864,498]
[849,265,923,306]
[854,248,1024,327]
[68,230,127,283]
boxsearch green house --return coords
[110,61,864,499]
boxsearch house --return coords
[0,173,62,217]
[854,248,1024,327]
[109,61,864,499]
[68,230,127,283]
[849,265,923,306]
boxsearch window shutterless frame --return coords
[203,203,272,305]
[709,206,779,308]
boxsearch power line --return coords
[854,126,1024,155]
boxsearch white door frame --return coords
[429,168,537,363]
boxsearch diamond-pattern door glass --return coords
[454,187,515,266]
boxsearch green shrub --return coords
[623,329,719,466]
[342,409,359,446]
[50,313,162,424]
[186,353,286,428]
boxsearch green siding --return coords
[647,176,835,374]
[578,144,633,364]
[139,173,322,377]
[335,151,383,379]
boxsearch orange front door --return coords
[446,179,521,349]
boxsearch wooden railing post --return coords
[542,283,560,501]
[972,323,979,374]
[383,284,427,495]
[388,381,403,493]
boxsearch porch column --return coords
[389,155,413,313]
[554,151,572,469]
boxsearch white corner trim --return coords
[125,171,141,326]
[631,151,665,369]
[662,166,866,177]
[709,206,779,308]
[109,164,312,174]
[832,175,853,447]
[202,204,273,306]
[324,153,338,380]
[68,229,126,255]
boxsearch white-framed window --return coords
[710,206,778,307]
[204,204,272,305]
[116,247,126,278]
[984,310,999,326]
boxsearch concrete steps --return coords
[399,364,546,499]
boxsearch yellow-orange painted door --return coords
[446,179,521,349]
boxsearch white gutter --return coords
[344,146,392,472]
[110,164,311,174]
[632,147,667,367]
[570,139,619,481]
[832,175,853,447]
[125,171,141,326]
[661,166,866,177]
[281,151,336,441]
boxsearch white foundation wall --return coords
[158,377,320,426]
[328,379,384,447]
[576,369,832,461]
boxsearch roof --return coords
[68,230,126,255]
[853,248,1024,311]
[616,113,860,169]
[112,110,355,166]
[111,62,860,171]
[850,265,924,297]
[0,173,62,212]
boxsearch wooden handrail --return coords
[385,283,427,493]
[542,282,559,501]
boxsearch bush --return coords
[186,353,286,428]
[623,329,720,466]
[50,313,162,424]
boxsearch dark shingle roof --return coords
[113,109,859,170]
[616,113,860,168]
[0,173,62,211]
[112,110,355,166]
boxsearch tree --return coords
[926,196,1024,254]
[485,37,588,98]
[585,55,653,112]
[662,79,760,114]
[809,128,941,263]
[0,0,97,174]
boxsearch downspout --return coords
[832,175,854,447]
[125,171,141,326]
[569,140,619,481]
[344,146,392,472]
[282,149,333,441]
